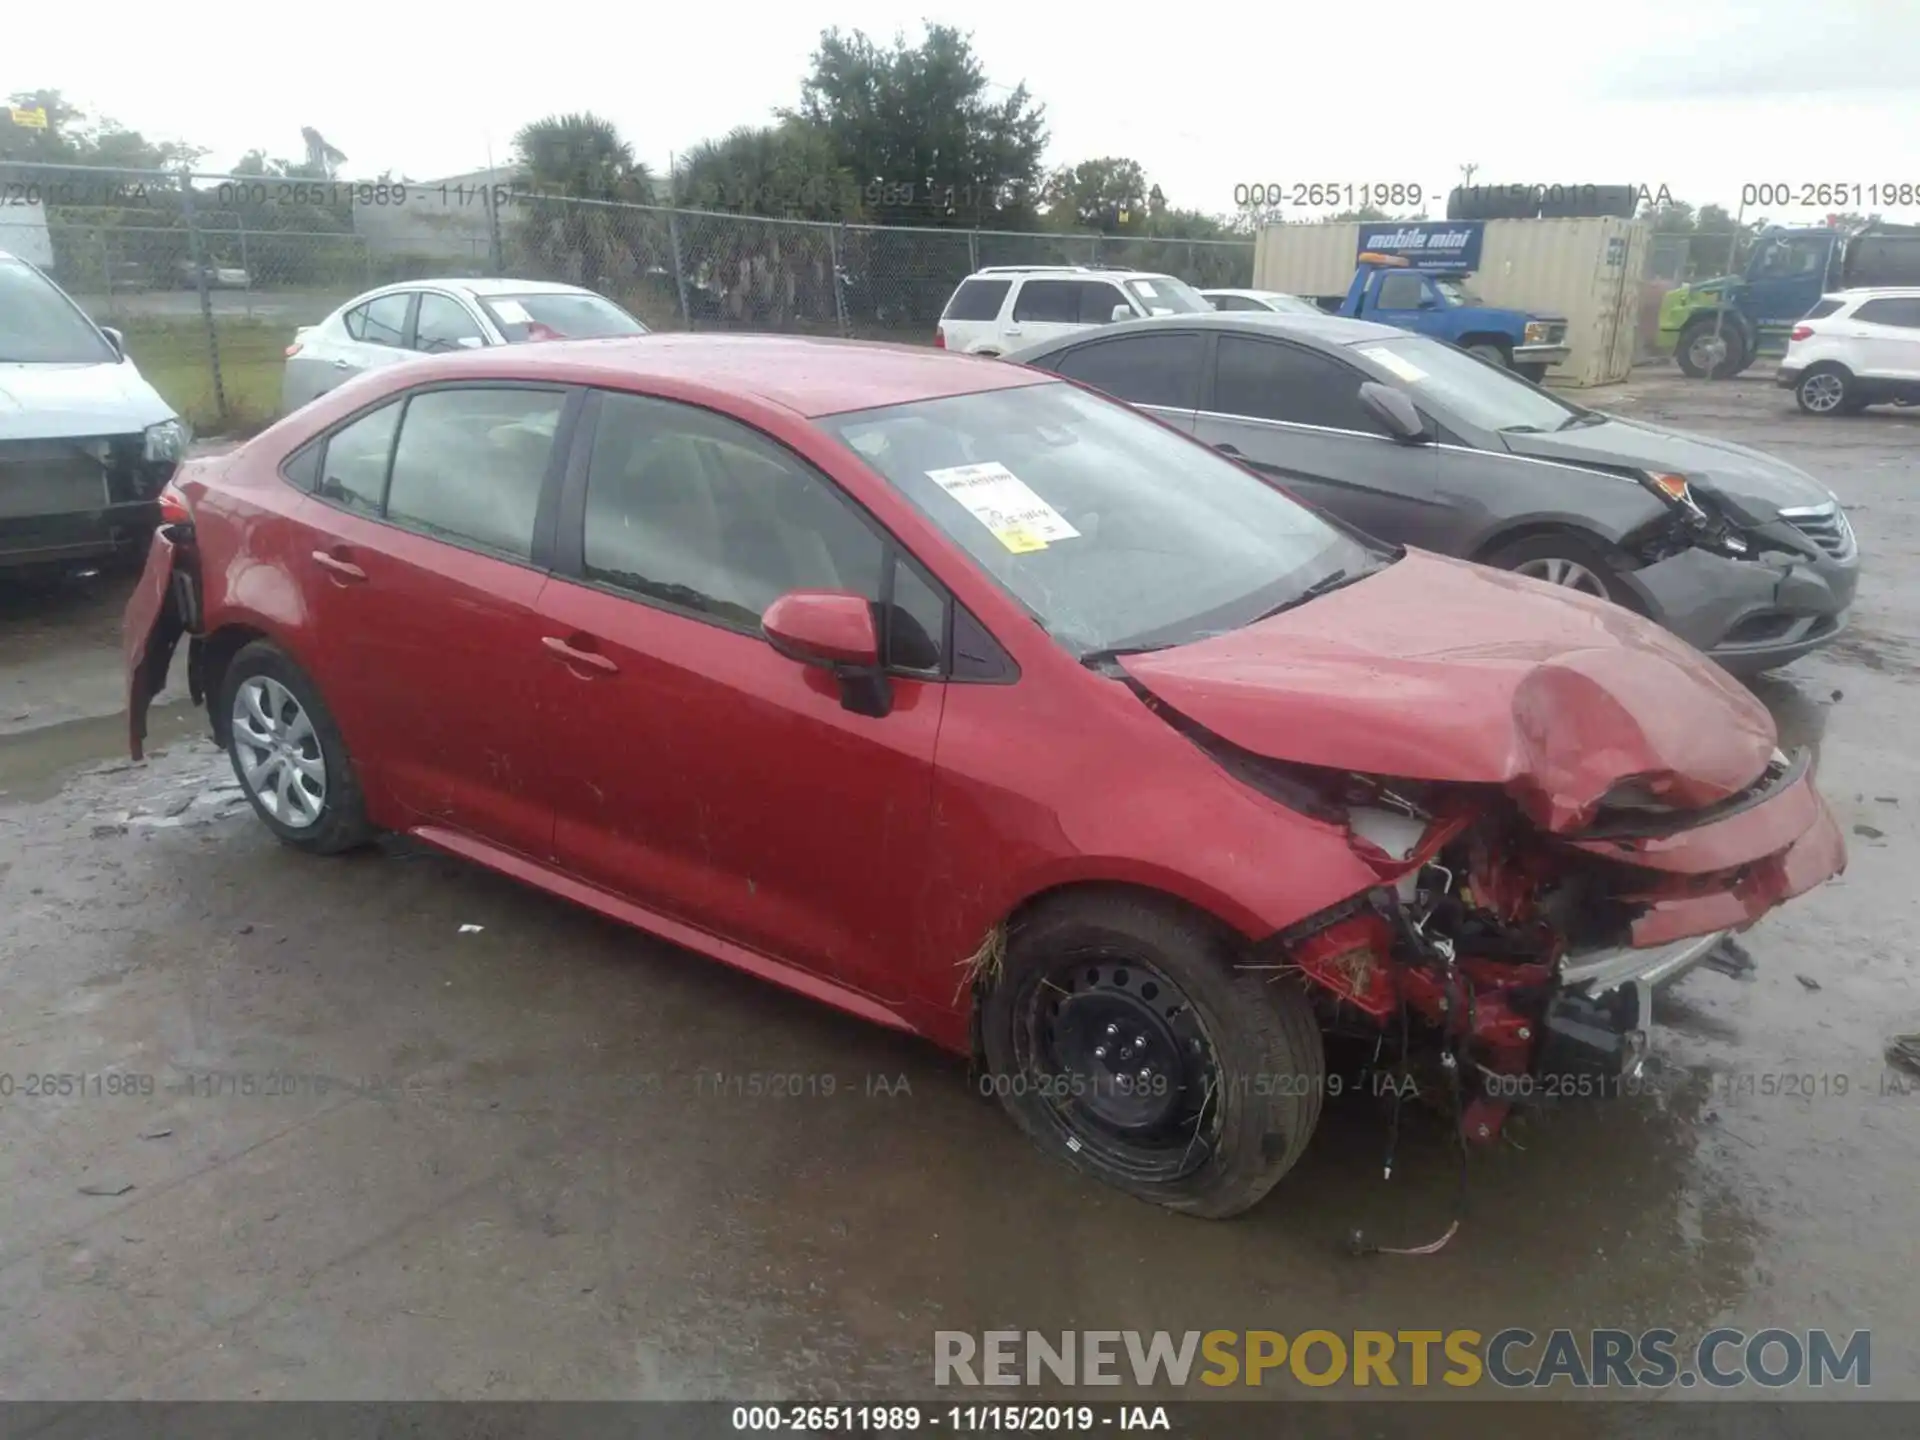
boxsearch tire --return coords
[1795,364,1854,417]
[1482,530,1639,609]
[219,640,374,854]
[1465,342,1511,368]
[1515,362,1551,385]
[1675,318,1748,379]
[979,891,1325,1219]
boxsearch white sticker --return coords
[926,462,1080,554]
[1360,346,1429,383]
[491,299,533,324]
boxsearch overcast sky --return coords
[12,0,1919,223]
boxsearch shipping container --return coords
[1254,216,1653,387]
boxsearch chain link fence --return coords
[2,161,1253,433]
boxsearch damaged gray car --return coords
[1007,312,1859,674]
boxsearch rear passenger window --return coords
[944,279,1012,322]
[1052,332,1203,408]
[1012,280,1082,323]
[343,292,411,347]
[317,402,400,515]
[384,388,565,560]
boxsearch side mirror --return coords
[1359,381,1430,444]
[100,326,125,357]
[456,335,485,350]
[1416,297,1439,310]
[762,590,891,717]
[1109,303,1132,324]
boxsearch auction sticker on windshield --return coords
[927,462,1081,554]
[1360,346,1428,383]
[491,298,533,324]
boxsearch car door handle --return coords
[1003,327,1024,337]
[310,549,366,581]
[541,635,618,674]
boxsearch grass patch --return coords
[121,317,290,437]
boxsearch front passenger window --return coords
[582,393,944,671]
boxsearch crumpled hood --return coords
[1502,414,1834,520]
[1120,551,1779,834]
[0,360,176,441]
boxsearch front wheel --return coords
[1483,531,1640,609]
[979,892,1325,1219]
[1465,342,1510,368]
[220,640,374,854]
[1676,318,1748,379]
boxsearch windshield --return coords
[0,258,117,364]
[1353,335,1588,434]
[477,292,648,342]
[820,382,1383,657]
[1431,277,1481,306]
[1124,276,1210,316]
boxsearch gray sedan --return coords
[1005,312,1858,674]
[280,278,648,415]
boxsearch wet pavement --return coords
[0,375,1915,1408]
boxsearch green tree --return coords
[786,24,1047,229]
[509,112,657,291]
[1041,157,1148,234]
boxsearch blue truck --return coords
[1657,221,1920,378]
[1314,253,1571,383]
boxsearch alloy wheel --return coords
[1800,373,1846,414]
[231,676,327,828]
[1513,556,1610,597]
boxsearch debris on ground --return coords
[458,923,485,934]
[78,1182,135,1197]
[139,1128,173,1140]
[1888,1035,1920,1075]
[1796,974,1823,991]
[1876,796,1899,806]
[1853,824,1886,840]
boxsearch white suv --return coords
[1779,288,1920,415]
[935,266,1214,356]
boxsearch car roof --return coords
[964,266,1173,282]
[386,332,1055,418]
[1823,287,1920,300]
[1199,288,1293,298]
[1006,309,1406,354]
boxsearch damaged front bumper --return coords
[1621,520,1859,676]
[1271,746,1846,1143]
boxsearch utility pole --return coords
[1459,162,1479,188]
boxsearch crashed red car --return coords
[125,335,1845,1218]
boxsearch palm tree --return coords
[509,113,656,291]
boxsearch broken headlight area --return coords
[1250,762,1808,1146]
[1624,474,1761,563]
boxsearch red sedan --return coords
[126,335,1844,1218]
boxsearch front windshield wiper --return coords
[1247,566,1369,625]
[1079,641,1176,671]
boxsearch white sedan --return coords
[280,278,648,415]
[1200,288,1326,316]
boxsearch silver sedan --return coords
[280,278,648,414]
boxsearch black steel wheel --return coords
[980,891,1325,1218]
